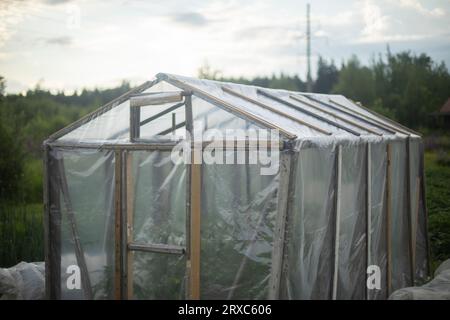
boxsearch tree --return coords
[313,57,338,93]
[0,76,5,96]
[332,55,375,106]
[197,61,222,80]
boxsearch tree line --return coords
[0,49,449,204]
[201,50,450,130]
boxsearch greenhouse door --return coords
[115,149,199,300]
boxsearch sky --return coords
[0,0,449,94]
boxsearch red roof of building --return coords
[440,98,450,114]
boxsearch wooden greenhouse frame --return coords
[43,73,431,300]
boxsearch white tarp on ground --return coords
[0,261,45,300]
[390,259,450,300]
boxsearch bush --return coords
[0,203,43,267]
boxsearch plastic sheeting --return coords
[389,259,450,300]
[368,141,388,300]
[281,145,336,299]
[0,262,45,300]
[389,140,412,291]
[129,151,186,299]
[49,148,116,299]
[201,162,279,299]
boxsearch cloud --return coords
[394,0,446,17]
[45,36,72,46]
[171,12,208,27]
[361,0,391,39]
[44,0,75,5]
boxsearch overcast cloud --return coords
[0,0,449,93]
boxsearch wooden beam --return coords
[257,90,361,136]
[130,91,183,107]
[43,144,61,299]
[348,98,420,136]
[128,243,186,255]
[172,112,176,135]
[189,162,202,300]
[222,86,332,136]
[48,79,158,142]
[328,98,403,135]
[366,143,372,300]
[290,95,383,136]
[406,138,415,285]
[140,102,185,127]
[268,151,294,299]
[130,106,141,141]
[419,142,431,279]
[386,143,392,297]
[302,94,397,135]
[332,145,342,300]
[412,176,420,282]
[126,152,134,299]
[157,73,297,140]
[48,140,287,152]
[157,121,186,136]
[114,150,122,300]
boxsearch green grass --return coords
[0,203,44,267]
[425,151,450,272]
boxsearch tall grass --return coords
[0,203,44,268]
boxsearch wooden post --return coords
[130,106,140,141]
[119,151,130,299]
[406,137,415,285]
[184,93,201,299]
[419,143,431,279]
[366,143,372,300]
[268,151,293,299]
[412,177,420,279]
[126,152,134,299]
[43,144,61,299]
[386,143,392,297]
[114,150,122,300]
[189,162,201,299]
[172,112,176,136]
[332,145,342,300]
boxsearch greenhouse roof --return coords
[48,73,420,145]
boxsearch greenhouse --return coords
[43,73,430,300]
